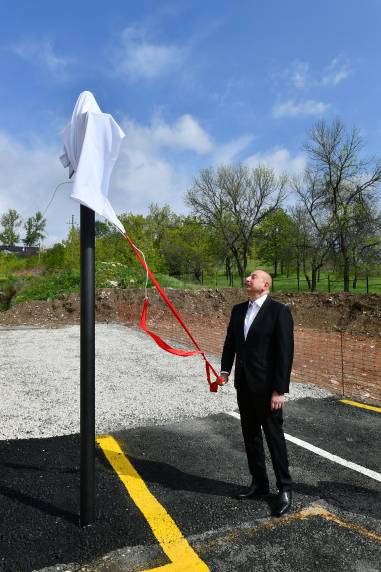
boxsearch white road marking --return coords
[227,411,381,483]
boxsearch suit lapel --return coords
[237,300,249,346]
[245,296,272,341]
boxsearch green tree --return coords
[63,226,80,270]
[42,243,65,271]
[95,212,164,274]
[0,209,22,246]
[23,211,46,247]
[147,203,179,243]
[302,118,381,291]
[346,199,381,287]
[147,203,190,274]
[186,164,287,285]
[95,220,114,238]
[255,209,295,277]
[161,216,215,280]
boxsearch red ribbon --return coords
[140,299,201,357]
[124,233,221,392]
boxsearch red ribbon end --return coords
[209,381,219,393]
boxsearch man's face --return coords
[245,270,268,298]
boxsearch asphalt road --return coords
[0,397,380,572]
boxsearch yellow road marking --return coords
[248,503,381,544]
[97,435,380,570]
[295,504,381,544]
[192,502,381,558]
[320,508,381,543]
[97,435,209,572]
[340,400,381,413]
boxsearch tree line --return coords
[2,118,381,292]
[186,118,381,292]
[0,209,46,247]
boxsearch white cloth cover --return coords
[60,91,125,233]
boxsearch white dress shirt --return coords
[244,293,268,339]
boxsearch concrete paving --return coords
[0,397,380,571]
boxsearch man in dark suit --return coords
[220,269,294,516]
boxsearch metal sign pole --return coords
[80,204,95,526]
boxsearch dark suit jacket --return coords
[221,296,294,395]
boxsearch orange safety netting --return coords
[124,233,222,392]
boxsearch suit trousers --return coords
[236,378,292,491]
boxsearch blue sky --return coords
[1,0,380,244]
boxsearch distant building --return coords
[0,245,39,256]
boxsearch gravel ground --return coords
[0,324,333,440]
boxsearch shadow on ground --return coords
[0,435,162,572]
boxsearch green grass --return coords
[270,272,381,294]
[1,266,202,310]
[0,253,41,275]
[153,274,190,288]
[177,268,381,294]
[1,249,381,302]
[1,260,381,313]
[14,271,81,304]
[0,276,17,310]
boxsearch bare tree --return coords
[186,164,287,285]
[288,202,332,291]
[303,118,381,291]
[347,199,381,287]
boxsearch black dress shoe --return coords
[274,490,292,516]
[236,482,270,500]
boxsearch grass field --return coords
[1,258,381,312]
[178,269,381,294]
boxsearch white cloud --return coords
[10,39,73,79]
[244,147,306,175]
[291,61,309,89]
[119,113,214,155]
[111,115,257,216]
[0,123,184,245]
[0,131,78,246]
[277,56,350,93]
[151,114,214,154]
[113,144,188,214]
[272,99,330,119]
[321,56,350,86]
[0,114,258,243]
[273,60,310,90]
[112,115,211,214]
[109,115,256,216]
[212,134,253,165]
[113,26,183,80]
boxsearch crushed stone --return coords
[0,324,333,440]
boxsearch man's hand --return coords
[271,391,285,411]
[219,372,229,386]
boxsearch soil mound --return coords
[0,288,380,337]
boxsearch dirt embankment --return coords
[0,288,381,338]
